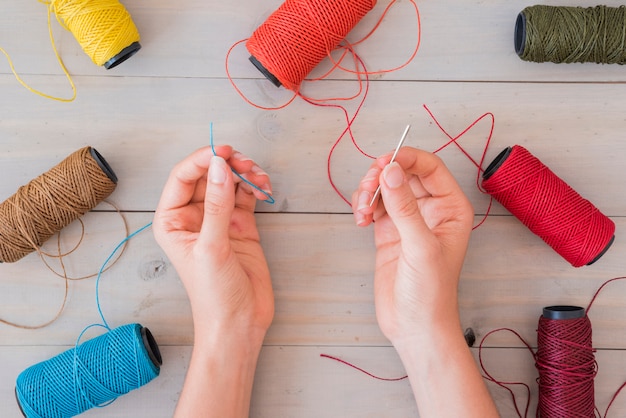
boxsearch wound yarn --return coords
[479,307,597,418]
[480,279,626,417]
[50,0,141,69]
[0,146,118,263]
[15,323,162,417]
[232,0,420,205]
[1,0,141,102]
[481,145,615,267]
[515,5,626,64]
[536,306,596,417]
[245,0,377,91]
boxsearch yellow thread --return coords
[0,0,140,101]
[0,6,76,102]
[50,0,140,67]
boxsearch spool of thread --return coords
[482,145,615,267]
[515,5,626,64]
[15,323,162,417]
[0,146,118,263]
[536,306,596,417]
[245,0,377,90]
[51,0,141,69]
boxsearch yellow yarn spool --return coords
[49,0,141,69]
[0,0,141,101]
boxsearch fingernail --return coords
[209,156,228,185]
[356,212,367,227]
[251,165,269,177]
[261,183,273,195]
[357,190,371,211]
[233,152,253,162]
[383,162,404,189]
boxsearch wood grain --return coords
[2,0,626,416]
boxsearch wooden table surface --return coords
[2,0,626,416]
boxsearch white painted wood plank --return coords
[2,1,626,417]
[2,77,625,215]
[2,346,625,417]
[3,1,626,82]
[1,212,625,349]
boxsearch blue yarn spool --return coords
[15,323,162,417]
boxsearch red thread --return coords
[246,0,377,91]
[422,105,496,230]
[479,316,597,418]
[536,313,596,417]
[479,327,534,418]
[225,0,421,205]
[479,277,626,418]
[481,145,615,267]
[319,354,407,381]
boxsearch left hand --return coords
[153,145,274,340]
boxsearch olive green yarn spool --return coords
[515,5,626,64]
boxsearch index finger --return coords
[156,145,233,211]
[393,147,464,199]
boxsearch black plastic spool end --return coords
[104,41,141,70]
[249,55,282,87]
[483,146,512,181]
[542,305,585,320]
[90,147,118,184]
[141,326,163,367]
[514,12,527,57]
[587,234,615,266]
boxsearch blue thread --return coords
[16,323,160,417]
[95,222,153,329]
[15,223,158,417]
[209,122,275,204]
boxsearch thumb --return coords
[380,162,431,246]
[199,155,235,246]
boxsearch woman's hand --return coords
[352,147,473,344]
[154,145,273,337]
[153,145,274,417]
[352,146,497,418]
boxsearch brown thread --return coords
[0,147,128,329]
[0,147,116,263]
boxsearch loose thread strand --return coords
[94,222,153,329]
[209,122,275,204]
[320,354,408,382]
[225,0,421,206]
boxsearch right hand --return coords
[352,147,474,346]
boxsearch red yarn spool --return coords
[245,0,377,90]
[481,145,614,267]
[537,306,596,417]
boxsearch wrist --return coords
[174,318,266,418]
[391,315,464,359]
[194,320,267,353]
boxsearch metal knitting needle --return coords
[369,124,411,207]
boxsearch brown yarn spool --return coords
[0,147,117,263]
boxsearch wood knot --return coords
[141,258,168,281]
